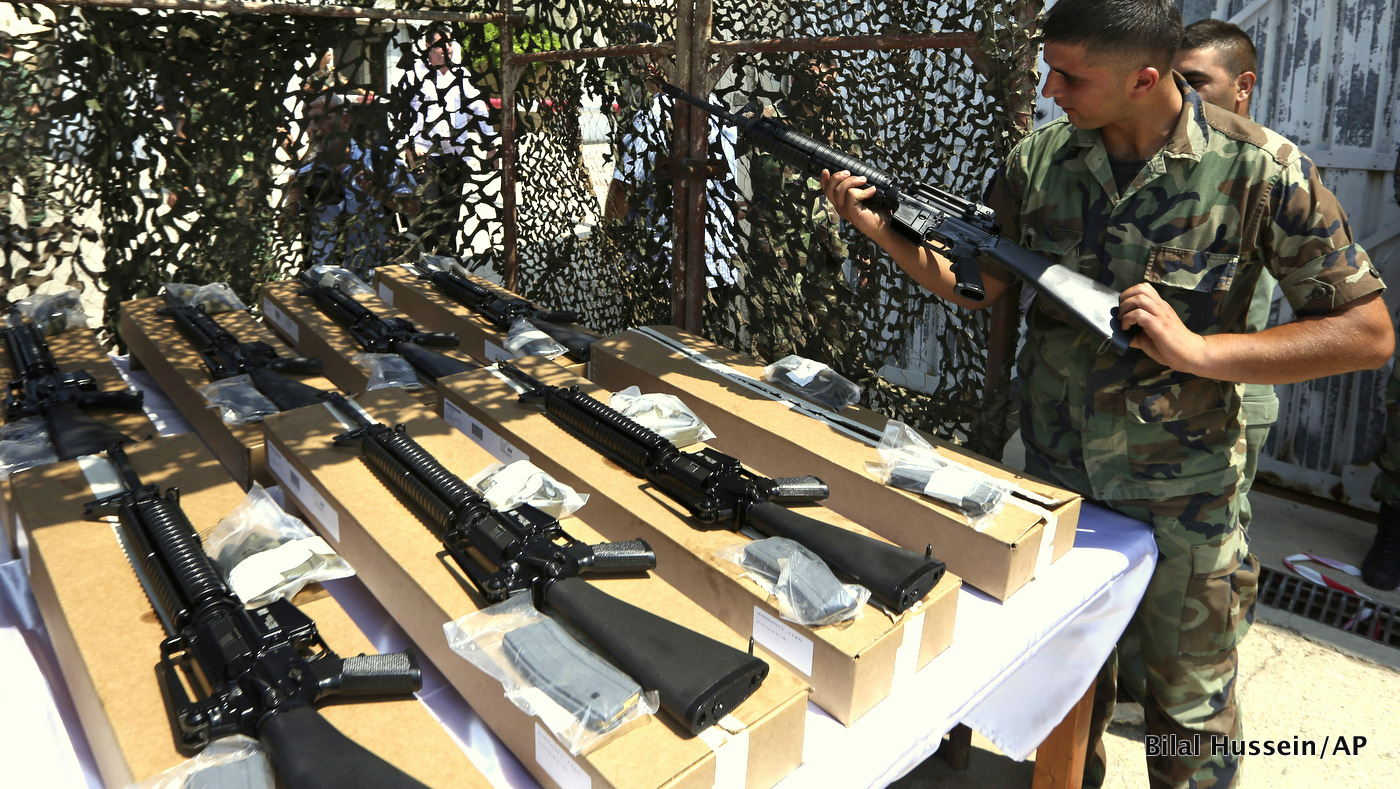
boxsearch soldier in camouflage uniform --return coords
[743,54,853,360]
[1362,168,1400,590]
[1174,21,1275,542]
[822,1,1393,787]
[1365,363,1400,589]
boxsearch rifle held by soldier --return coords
[494,362,945,613]
[296,272,478,382]
[159,292,328,412]
[3,322,144,460]
[324,392,768,735]
[657,80,1131,355]
[412,263,603,362]
[85,444,427,789]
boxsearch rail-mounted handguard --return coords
[324,392,768,734]
[159,292,328,412]
[83,444,426,789]
[296,272,479,382]
[657,80,1132,355]
[494,362,946,614]
[3,322,145,460]
[412,263,603,363]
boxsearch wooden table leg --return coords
[938,723,972,771]
[1031,682,1095,789]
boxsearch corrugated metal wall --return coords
[1035,0,1400,508]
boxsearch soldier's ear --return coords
[1235,71,1256,102]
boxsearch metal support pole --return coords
[500,10,519,291]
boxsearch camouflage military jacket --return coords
[985,80,1383,502]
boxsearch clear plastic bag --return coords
[305,264,374,296]
[6,289,88,335]
[128,734,274,789]
[716,537,868,626]
[0,417,58,480]
[761,354,861,411]
[417,252,471,278]
[352,352,423,391]
[504,317,567,360]
[163,282,247,314]
[198,375,279,426]
[865,420,1014,531]
[204,483,354,608]
[608,386,715,447]
[466,460,588,519]
[444,593,658,755]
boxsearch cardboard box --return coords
[263,386,809,789]
[2,326,157,557]
[119,297,338,487]
[440,358,961,725]
[589,327,1083,601]
[260,279,479,405]
[11,432,489,788]
[373,264,588,376]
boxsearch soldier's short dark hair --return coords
[1182,19,1257,78]
[1042,0,1184,75]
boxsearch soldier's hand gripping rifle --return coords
[412,263,603,363]
[657,80,1132,355]
[85,444,428,789]
[494,362,945,613]
[296,272,479,382]
[323,392,768,734]
[3,322,145,460]
[159,293,328,412]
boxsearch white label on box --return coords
[752,607,813,677]
[484,339,516,362]
[377,281,394,306]
[1034,518,1058,580]
[892,611,925,690]
[698,715,750,788]
[444,399,528,464]
[266,443,340,542]
[534,723,590,789]
[262,298,297,343]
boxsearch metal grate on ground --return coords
[1257,565,1399,649]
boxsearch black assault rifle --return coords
[494,362,945,613]
[159,293,328,412]
[412,263,603,363]
[85,444,427,789]
[3,322,145,460]
[657,80,1132,355]
[296,273,479,382]
[324,392,768,734]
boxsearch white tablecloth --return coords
[0,354,1158,788]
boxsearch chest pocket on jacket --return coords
[1144,246,1240,334]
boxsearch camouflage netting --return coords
[0,0,1040,455]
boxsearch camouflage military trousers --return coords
[1024,453,1260,789]
[1372,362,1400,504]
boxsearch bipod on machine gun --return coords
[158,292,328,411]
[3,321,145,460]
[656,80,1132,355]
[412,263,603,363]
[85,444,428,789]
[494,362,946,613]
[323,392,768,734]
[296,272,479,382]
